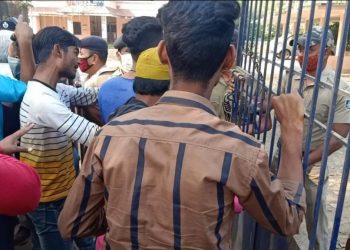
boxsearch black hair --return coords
[33,26,80,64]
[90,49,107,63]
[158,1,240,84]
[133,77,170,96]
[232,29,239,48]
[122,16,163,60]
[113,36,127,50]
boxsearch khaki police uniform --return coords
[276,68,350,250]
[210,77,229,120]
[82,65,121,88]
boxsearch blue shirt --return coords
[0,76,27,139]
[98,76,135,124]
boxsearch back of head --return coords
[158,1,240,83]
[232,29,239,48]
[134,47,170,95]
[81,35,108,63]
[122,16,163,59]
[0,18,17,63]
[113,36,127,51]
[33,26,80,64]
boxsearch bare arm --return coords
[308,123,350,166]
[271,89,304,184]
[15,22,36,82]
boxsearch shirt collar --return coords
[157,90,217,116]
[31,79,57,93]
[293,68,332,89]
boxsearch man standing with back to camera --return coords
[59,1,307,249]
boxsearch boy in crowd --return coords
[108,47,169,120]
[20,26,98,250]
[98,16,163,123]
[59,1,306,249]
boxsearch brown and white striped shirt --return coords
[58,90,306,249]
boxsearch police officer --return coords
[276,26,350,250]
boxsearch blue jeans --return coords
[73,144,81,176]
[0,215,17,250]
[28,199,95,250]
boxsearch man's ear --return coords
[7,41,19,58]
[222,45,235,70]
[53,44,63,58]
[157,40,169,65]
[325,47,333,57]
[91,53,98,65]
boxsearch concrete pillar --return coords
[101,15,107,40]
[29,15,39,33]
[336,15,343,56]
[319,18,324,26]
[115,18,119,38]
[280,23,285,37]
[67,17,73,34]
[288,22,297,35]
[305,21,309,32]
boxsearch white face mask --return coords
[7,56,21,80]
[121,53,133,71]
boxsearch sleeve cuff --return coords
[280,180,306,209]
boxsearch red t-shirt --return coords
[0,154,41,216]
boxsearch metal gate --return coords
[233,1,350,249]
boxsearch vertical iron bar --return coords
[236,0,248,67]
[246,0,263,134]
[248,1,259,74]
[276,0,293,95]
[298,1,317,95]
[261,0,276,144]
[256,1,269,140]
[268,0,293,169]
[264,0,283,165]
[242,77,251,132]
[307,2,333,249]
[263,0,284,147]
[330,143,350,249]
[286,0,304,93]
[233,1,249,125]
[328,2,350,249]
[244,0,253,70]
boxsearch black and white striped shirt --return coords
[20,80,100,202]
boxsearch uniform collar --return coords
[294,68,334,89]
[157,90,217,116]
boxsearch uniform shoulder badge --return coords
[345,99,350,110]
[2,21,9,29]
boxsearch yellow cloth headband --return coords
[136,47,170,80]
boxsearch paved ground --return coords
[294,147,350,250]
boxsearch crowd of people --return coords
[0,1,349,250]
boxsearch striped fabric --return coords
[20,80,100,203]
[58,90,306,249]
[56,83,99,108]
